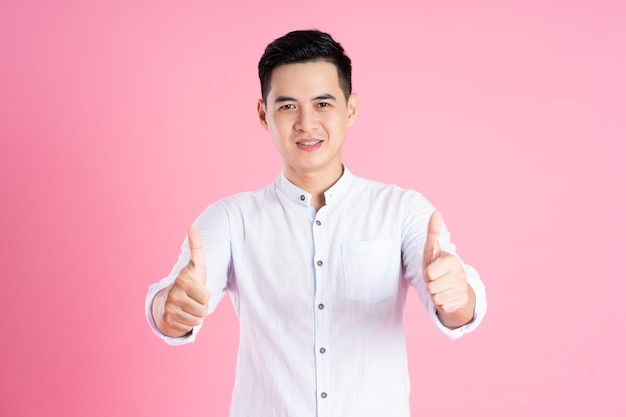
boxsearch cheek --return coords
[269,115,292,133]
[326,118,348,136]
[268,121,292,144]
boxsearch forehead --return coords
[268,61,341,99]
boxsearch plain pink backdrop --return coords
[1,1,625,416]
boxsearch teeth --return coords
[298,141,321,146]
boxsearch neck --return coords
[284,164,344,211]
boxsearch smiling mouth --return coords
[296,140,323,146]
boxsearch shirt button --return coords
[317,260,323,266]
[321,392,327,399]
[315,220,321,226]
[320,347,326,354]
[318,303,325,310]
[300,195,305,201]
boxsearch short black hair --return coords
[258,29,352,103]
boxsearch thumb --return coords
[423,210,442,270]
[187,226,207,284]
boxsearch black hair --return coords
[258,29,352,103]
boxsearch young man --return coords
[146,30,486,417]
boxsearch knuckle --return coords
[165,289,182,305]
[162,310,177,326]
[199,291,211,306]
[171,276,188,292]
[423,268,434,282]
[431,292,441,305]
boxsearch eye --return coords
[279,104,296,110]
[317,102,330,108]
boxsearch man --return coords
[146,29,486,417]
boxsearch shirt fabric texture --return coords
[145,167,487,417]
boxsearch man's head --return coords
[258,30,352,104]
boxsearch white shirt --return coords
[145,167,487,417]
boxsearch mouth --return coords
[295,139,324,151]
[296,140,323,146]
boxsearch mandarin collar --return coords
[276,167,354,208]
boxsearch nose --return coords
[294,106,319,132]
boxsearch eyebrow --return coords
[313,94,337,101]
[273,94,338,104]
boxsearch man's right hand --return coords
[152,227,211,338]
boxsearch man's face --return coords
[258,61,359,179]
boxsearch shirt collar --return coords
[276,166,354,208]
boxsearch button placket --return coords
[312,211,330,413]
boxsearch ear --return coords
[346,93,359,127]
[257,99,269,131]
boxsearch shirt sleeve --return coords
[401,191,487,340]
[144,202,232,346]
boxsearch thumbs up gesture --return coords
[153,227,211,338]
[422,211,475,328]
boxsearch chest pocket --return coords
[341,238,400,303]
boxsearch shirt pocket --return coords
[341,238,399,303]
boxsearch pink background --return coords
[1,1,625,416]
